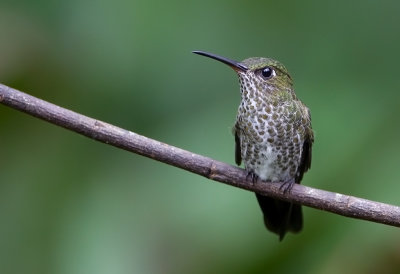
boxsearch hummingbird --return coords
[193,50,314,240]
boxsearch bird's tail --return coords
[255,193,303,241]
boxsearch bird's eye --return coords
[260,67,275,79]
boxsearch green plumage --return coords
[193,51,314,240]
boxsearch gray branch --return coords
[1,83,399,227]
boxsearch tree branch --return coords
[1,83,399,227]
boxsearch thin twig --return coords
[1,83,399,227]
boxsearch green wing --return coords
[234,124,242,166]
[296,108,314,183]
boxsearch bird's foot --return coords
[246,171,259,185]
[279,180,295,194]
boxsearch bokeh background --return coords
[1,1,400,273]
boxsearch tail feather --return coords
[255,194,303,241]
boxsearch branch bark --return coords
[1,83,399,227]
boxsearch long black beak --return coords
[192,50,248,72]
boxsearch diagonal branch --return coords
[1,83,399,227]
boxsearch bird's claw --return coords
[246,171,259,185]
[279,181,295,194]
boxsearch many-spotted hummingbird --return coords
[193,51,314,240]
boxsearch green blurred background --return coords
[1,0,400,273]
